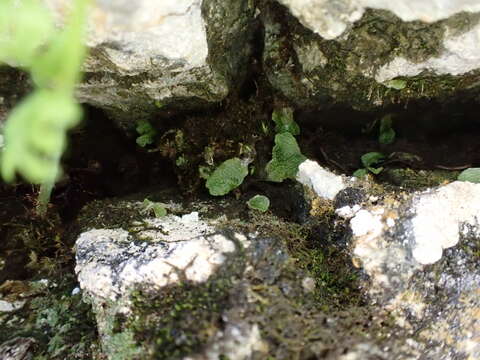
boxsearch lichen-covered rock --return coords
[277,0,480,39]
[262,0,480,109]
[339,180,480,359]
[42,0,255,129]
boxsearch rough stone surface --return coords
[277,0,480,39]
[262,1,480,109]
[74,182,480,359]
[42,0,254,129]
[75,212,237,302]
[344,180,480,359]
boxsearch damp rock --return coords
[262,1,480,109]
[277,0,480,39]
[342,180,480,359]
[0,337,37,360]
[33,0,255,129]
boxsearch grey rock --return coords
[277,0,480,40]
[0,337,36,360]
[42,0,255,130]
[262,1,480,109]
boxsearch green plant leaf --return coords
[385,79,407,90]
[361,152,385,169]
[367,166,384,175]
[1,90,81,183]
[135,120,156,147]
[247,195,270,212]
[378,115,395,145]
[206,158,248,196]
[272,107,300,135]
[266,133,306,182]
[457,168,480,183]
[353,169,368,178]
[30,0,90,90]
[136,134,154,147]
[0,0,54,67]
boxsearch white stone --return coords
[296,159,346,200]
[75,215,237,301]
[336,204,361,219]
[410,181,480,264]
[278,0,480,40]
[350,210,383,237]
[0,299,26,312]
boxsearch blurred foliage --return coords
[206,158,248,196]
[0,0,89,185]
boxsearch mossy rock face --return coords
[261,1,480,110]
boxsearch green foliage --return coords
[0,0,90,212]
[206,158,248,196]
[266,133,306,182]
[272,107,300,135]
[378,114,395,145]
[457,168,480,184]
[135,120,157,147]
[1,91,81,183]
[384,79,407,90]
[141,199,167,217]
[247,195,270,212]
[0,0,55,67]
[354,152,385,177]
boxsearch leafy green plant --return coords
[378,114,395,145]
[272,107,300,135]
[266,132,306,182]
[247,195,270,212]
[353,152,385,178]
[136,120,157,147]
[0,0,90,216]
[457,168,480,184]
[206,158,248,196]
[384,79,407,90]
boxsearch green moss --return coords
[381,168,459,189]
[0,275,98,359]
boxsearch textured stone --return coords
[262,1,480,109]
[42,0,254,129]
[277,0,480,39]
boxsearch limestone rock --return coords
[262,1,480,109]
[43,0,255,129]
[277,0,480,40]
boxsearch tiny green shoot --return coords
[247,195,270,212]
[378,114,395,145]
[135,120,157,147]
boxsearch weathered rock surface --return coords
[42,0,255,129]
[262,0,480,109]
[277,0,480,40]
[74,180,480,359]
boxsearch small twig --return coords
[319,147,347,173]
[434,164,472,171]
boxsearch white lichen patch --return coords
[376,23,480,82]
[296,159,346,200]
[75,213,237,301]
[410,181,480,265]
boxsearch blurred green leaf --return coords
[0,0,54,67]
[378,115,395,145]
[1,90,81,183]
